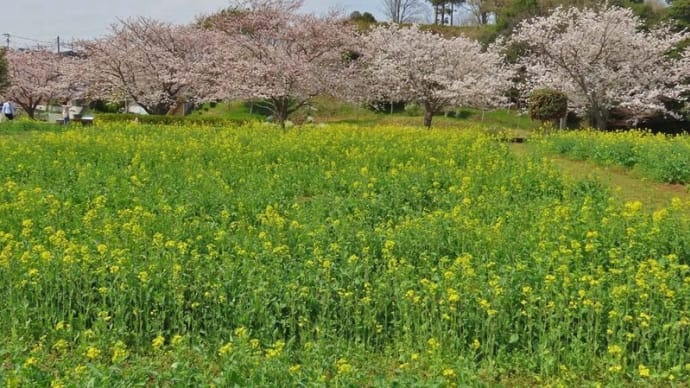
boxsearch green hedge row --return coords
[0,120,62,132]
[94,113,252,126]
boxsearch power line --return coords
[8,34,53,45]
[2,33,75,51]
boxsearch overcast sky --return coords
[0,0,385,49]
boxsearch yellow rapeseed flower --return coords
[111,341,129,363]
[266,340,285,358]
[73,364,87,376]
[447,288,460,303]
[85,346,101,360]
[50,379,65,388]
[138,271,149,283]
[171,335,183,347]
[607,344,623,355]
[638,364,650,378]
[152,335,165,350]
[218,341,233,356]
[52,339,69,354]
[427,337,440,351]
[23,357,37,368]
[336,358,352,374]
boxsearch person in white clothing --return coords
[62,101,71,125]
[2,101,16,120]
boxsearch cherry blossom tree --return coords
[226,0,303,13]
[511,6,690,129]
[203,0,358,129]
[358,24,511,128]
[0,49,74,119]
[78,18,217,115]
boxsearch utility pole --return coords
[57,36,60,53]
[2,33,9,49]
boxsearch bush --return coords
[404,103,423,116]
[528,89,568,123]
[454,109,473,119]
[89,99,124,113]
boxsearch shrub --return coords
[404,103,423,116]
[89,99,124,113]
[528,89,568,124]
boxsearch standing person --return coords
[62,101,71,125]
[2,101,16,120]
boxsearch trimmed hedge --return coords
[0,119,60,132]
[528,89,568,123]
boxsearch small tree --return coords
[528,88,568,127]
[350,11,377,24]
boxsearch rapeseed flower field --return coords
[0,123,688,385]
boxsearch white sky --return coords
[0,0,385,48]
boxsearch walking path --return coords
[510,143,690,210]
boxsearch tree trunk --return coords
[273,97,290,132]
[277,107,288,131]
[423,105,434,128]
[588,105,608,130]
[17,102,36,119]
[450,3,454,26]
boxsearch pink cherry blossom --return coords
[203,1,358,129]
[1,49,72,119]
[357,24,511,128]
[77,18,217,115]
